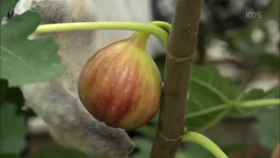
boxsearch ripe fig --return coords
[78,32,162,130]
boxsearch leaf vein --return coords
[186,104,228,118]
[191,77,229,103]
[192,99,204,110]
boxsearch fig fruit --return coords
[78,32,162,130]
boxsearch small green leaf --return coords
[0,102,27,154]
[0,0,18,18]
[0,11,66,86]
[254,107,280,150]
[26,146,90,158]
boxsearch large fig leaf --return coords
[0,102,27,154]
[0,11,66,86]
[0,0,18,18]
[141,54,279,136]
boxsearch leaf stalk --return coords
[35,22,169,46]
[232,99,280,108]
[182,131,228,158]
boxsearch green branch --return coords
[35,22,169,46]
[231,99,280,108]
[182,131,228,158]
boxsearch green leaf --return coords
[254,107,280,150]
[0,102,27,154]
[153,60,278,132]
[151,63,242,132]
[150,63,243,131]
[0,11,66,87]
[0,0,18,18]
[26,146,90,158]
[186,65,243,131]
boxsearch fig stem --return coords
[130,31,150,48]
[182,131,228,158]
[231,99,280,108]
[35,22,169,46]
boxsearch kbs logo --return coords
[246,12,262,18]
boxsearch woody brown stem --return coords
[149,0,205,158]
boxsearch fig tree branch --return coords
[150,0,205,158]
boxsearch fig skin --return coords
[78,32,162,130]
